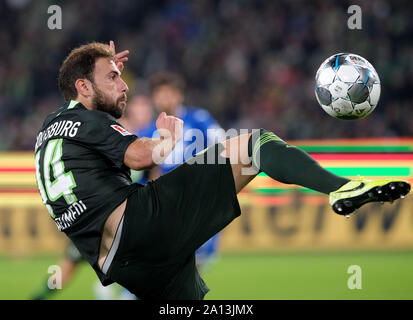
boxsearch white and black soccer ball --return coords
[315,53,381,120]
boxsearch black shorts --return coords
[106,143,241,300]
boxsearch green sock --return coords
[248,129,349,194]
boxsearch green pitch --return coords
[1,251,412,300]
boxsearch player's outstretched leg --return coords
[222,128,411,216]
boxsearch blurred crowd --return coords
[1,0,412,151]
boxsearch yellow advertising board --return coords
[1,138,413,255]
[0,194,67,255]
[223,192,413,252]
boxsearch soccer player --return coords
[35,41,410,300]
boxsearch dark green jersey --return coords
[35,100,138,281]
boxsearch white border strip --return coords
[102,215,125,274]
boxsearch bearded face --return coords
[92,82,127,119]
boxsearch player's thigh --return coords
[150,144,241,255]
[220,133,257,193]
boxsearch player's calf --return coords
[247,128,349,194]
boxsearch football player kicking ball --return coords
[35,41,411,300]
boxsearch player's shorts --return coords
[105,143,241,300]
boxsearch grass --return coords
[203,251,413,300]
[0,251,412,300]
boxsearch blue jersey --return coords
[136,105,223,266]
[136,105,224,178]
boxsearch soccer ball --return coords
[314,53,381,120]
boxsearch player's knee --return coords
[248,128,288,169]
[248,129,284,155]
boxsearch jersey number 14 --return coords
[35,139,77,218]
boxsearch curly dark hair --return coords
[58,42,115,101]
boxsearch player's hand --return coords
[109,40,129,73]
[155,112,184,145]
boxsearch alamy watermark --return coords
[150,127,261,176]
[47,5,62,30]
[347,265,362,290]
[347,5,362,30]
[47,265,62,290]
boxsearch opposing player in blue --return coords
[136,72,224,272]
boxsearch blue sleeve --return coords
[191,109,224,147]
[135,121,157,138]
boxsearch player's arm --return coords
[124,112,183,170]
[124,137,168,170]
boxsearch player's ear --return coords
[75,78,93,98]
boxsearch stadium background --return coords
[0,0,412,299]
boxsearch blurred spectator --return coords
[1,0,413,151]
[119,95,154,133]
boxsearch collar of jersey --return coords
[68,100,87,110]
